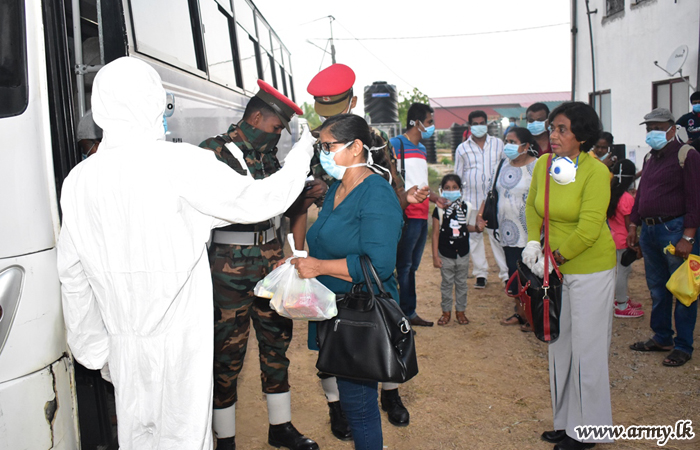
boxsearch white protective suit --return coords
[57,57,314,450]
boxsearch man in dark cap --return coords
[199,80,318,450]
[628,107,700,368]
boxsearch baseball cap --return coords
[254,79,303,133]
[639,107,675,125]
[307,64,356,117]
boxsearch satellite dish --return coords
[665,44,688,76]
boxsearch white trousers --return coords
[469,228,509,281]
[549,269,615,443]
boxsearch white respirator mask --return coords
[549,155,579,185]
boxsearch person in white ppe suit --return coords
[56,56,314,450]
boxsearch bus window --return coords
[261,52,273,86]
[288,74,295,102]
[201,0,236,88]
[236,25,259,94]
[0,0,28,118]
[276,63,287,96]
[232,0,255,37]
[256,14,272,54]
[129,0,199,72]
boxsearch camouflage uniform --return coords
[309,127,408,209]
[200,121,292,409]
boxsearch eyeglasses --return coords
[548,125,570,136]
[314,140,347,155]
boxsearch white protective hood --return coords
[57,57,313,450]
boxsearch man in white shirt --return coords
[453,110,508,288]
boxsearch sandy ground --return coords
[231,163,700,450]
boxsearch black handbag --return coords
[316,256,419,383]
[506,154,563,343]
[482,158,506,235]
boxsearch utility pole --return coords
[329,15,336,64]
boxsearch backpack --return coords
[643,143,694,168]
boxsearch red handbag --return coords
[506,154,563,342]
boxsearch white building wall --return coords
[572,0,699,170]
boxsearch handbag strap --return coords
[359,255,389,297]
[543,155,563,287]
[489,157,506,194]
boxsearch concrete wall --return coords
[572,0,699,169]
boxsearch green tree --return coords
[398,88,429,128]
[301,102,321,129]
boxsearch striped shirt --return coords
[391,135,429,219]
[454,135,504,209]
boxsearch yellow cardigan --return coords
[526,152,616,275]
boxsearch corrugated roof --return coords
[430,92,571,108]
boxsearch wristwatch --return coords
[682,235,696,245]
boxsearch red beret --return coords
[255,80,303,132]
[307,64,356,117]
[307,64,356,97]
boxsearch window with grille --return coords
[606,0,624,16]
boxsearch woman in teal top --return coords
[523,102,616,450]
[292,114,403,450]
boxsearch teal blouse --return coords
[306,174,403,350]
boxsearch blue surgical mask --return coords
[420,124,435,139]
[599,152,609,161]
[693,104,700,114]
[527,121,546,136]
[320,142,351,179]
[471,125,487,138]
[503,143,523,160]
[319,142,369,180]
[645,127,671,150]
[440,190,461,203]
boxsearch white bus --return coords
[0,0,299,448]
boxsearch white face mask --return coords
[549,155,579,185]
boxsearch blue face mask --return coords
[645,127,671,150]
[420,124,435,139]
[320,142,351,179]
[441,190,461,203]
[527,120,546,136]
[693,104,700,114]
[503,143,523,160]
[471,125,487,138]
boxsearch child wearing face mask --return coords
[432,174,484,325]
[607,159,644,318]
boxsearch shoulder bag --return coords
[316,256,419,383]
[481,158,506,235]
[506,154,563,343]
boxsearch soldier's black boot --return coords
[268,422,319,450]
[380,389,410,427]
[215,436,235,450]
[328,401,352,441]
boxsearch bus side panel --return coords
[0,355,79,449]
[0,249,68,383]
[0,0,58,260]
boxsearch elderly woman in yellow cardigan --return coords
[523,102,616,450]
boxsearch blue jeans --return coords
[396,218,428,318]
[639,216,699,355]
[336,377,382,450]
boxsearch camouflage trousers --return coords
[209,240,292,409]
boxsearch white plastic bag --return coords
[253,234,337,320]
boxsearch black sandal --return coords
[501,313,524,326]
[662,349,691,367]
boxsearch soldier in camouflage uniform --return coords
[200,80,318,450]
[297,64,431,442]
